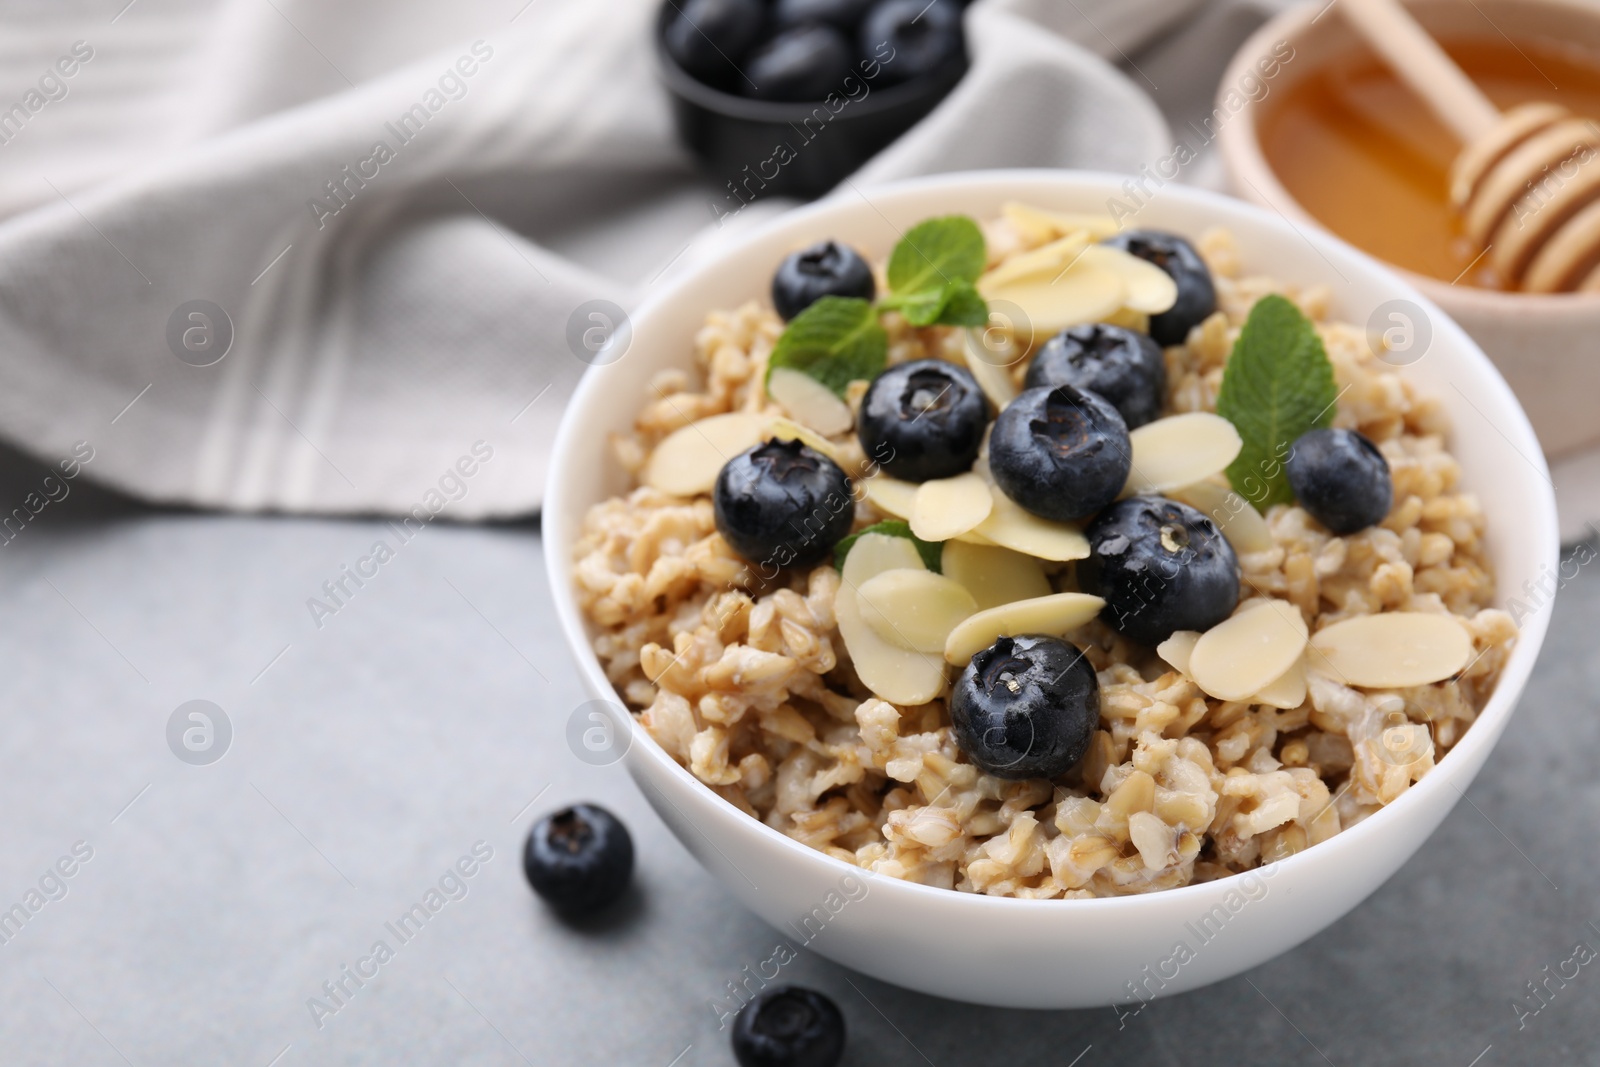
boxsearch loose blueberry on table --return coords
[950,634,1100,780]
[1100,229,1218,347]
[1024,322,1168,429]
[856,358,989,481]
[859,0,964,86]
[1077,495,1240,646]
[746,25,855,103]
[662,0,765,85]
[522,803,634,916]
[732,986,846,1067]
[1285,427,1393,534]
[771,241,877,321]
[714,438,855,568]
[987,384,1132,522]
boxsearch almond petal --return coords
[1170,479,1274,554]
[1123,413,1244,496]
[840,532,926,586]
[1156,630,1202,675]
[836,583,948,706]
[1078,245,1179,313]
[1000,202,1121,244]
[911,472,993,542]
[1188,599,1309,702]
[982,232,1092,289]
[1308,612,1474,688]
[861,475,918,521]
[1252,654,1307,709]
[961,335,1020,409]
[767,367,853,436]
[940,540,1052,611]
[978,261,1126,335]
[767,416,845,465]
[943,592,1106,665]
[642,412,767,497]
[973,483,1090,561]
[858,569,979,653]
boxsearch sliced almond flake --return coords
[973,483,1090,561]
[1077,245,1179,313]
[982,232,1092,289]
[1000,202,1120,244]
[641,412,767,497]
[767,367,854,437]
[1170,479,1274,554]
[1188,599,1309,702]
[1156,630,1202,675]
[1123,413,1243,496]
[1252,653,1307,709]
[841,531,926,586]
[940,540,1052,611]
[836,584,948,706]
[943,592,1105,665]
[861,475,918,521]
[961,336,1019,409]
[1103,306,1151,333]
[978,260,1126,336]
[1308,612,1473,689]
[767,416,845,465]
[911,472,992,542]
[858,569,979,653]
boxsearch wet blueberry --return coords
[772,240,877,321]
[663,0,766,86]
[745,25,853,103]
[1285,427,1393,534]
[950,635,1099,780]
[733,986,846,1067]
[523,803,634,916]
[714,438,855,569]
[1100,230,1218,347]
[1024,323,1168,429]
[859,0,964,86]
[988,385,1131,523]
[774,0,875,32]
[1077,496,1239,646]
[857,359,989,481]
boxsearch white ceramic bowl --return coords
[543,171,1559,1009]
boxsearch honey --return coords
[1259,36,1600,289]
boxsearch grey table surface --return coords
[0,441,1596,1067]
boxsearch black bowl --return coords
[655,2,969,203]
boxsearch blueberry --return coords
[772,241,876,321]
[859,0,964,86]
[1024,323,1167,429]
[714,438,855,569]
[732,986,846,1067]
[745,25,853,102]
[857,359,988,482]
[988,385,1131,523]
[1100,230,1217,347]
[1077,496,1239,646]
[523,804,634,916]
[663,0,766,86]
[1285,428,1393,534]
[774,0,875,32]
[950,635,1098,780]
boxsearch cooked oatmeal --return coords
[572,214,1516,899]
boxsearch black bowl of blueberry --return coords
[657,0,972,202]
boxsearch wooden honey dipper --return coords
[1341,0,1600,292]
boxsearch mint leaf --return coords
[878,288,947,327]
[934,280,989,327]
[833,520,943,573]
[1216,294,1339,509]
[766,296,888,397]
[887,216,987,295]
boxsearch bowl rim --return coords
[1216,0,1600,310]
[651,0,970,123]
[543,168,1559,913]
